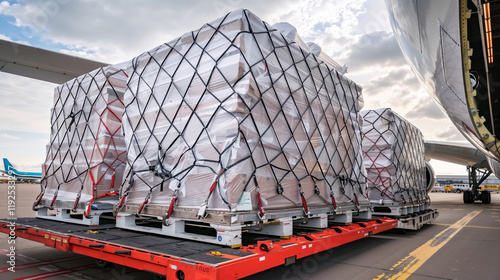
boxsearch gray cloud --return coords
[435,125,466,142]
[405,98,446,120]
[343,31,406,71]
[0,0,294,63]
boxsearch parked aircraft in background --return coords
[387,0,499,204]
[0,171,9,183]
[2,158,42,183]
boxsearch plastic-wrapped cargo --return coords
[34,66,128,218]
[361,108,426,211]
[117,9,368,224]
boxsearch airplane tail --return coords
[3,158,17,173]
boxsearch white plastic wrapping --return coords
[118,9,368,221]
[361,108,426,206]
[36,66,128,213]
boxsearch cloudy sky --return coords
[0,0,467,174]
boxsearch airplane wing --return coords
[0,39,108,84]
[425,140,490,170]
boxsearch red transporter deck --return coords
[0,217,396,279]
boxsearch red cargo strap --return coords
[330,194,337,209]
[166,197,178,219]
[117,195,127,209]
[73,195,80,210]
[209,181,217,194]
[137,199,149,214]
[85,203,92,219]
[49,192,58,208]
[34,193,44,207]
[257,192,265,219]
[96,192,119,199]
[300,193,309,215]
[110,174,115,189]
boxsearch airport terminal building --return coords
[436,175,500,185]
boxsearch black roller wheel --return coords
[153,274,166,280]
[456,189,462,193]
[95,259,109,268]
[463,191,472,204]
[481,191,490,204]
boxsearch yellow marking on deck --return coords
[434,223,500,230]
[373,210,482,280]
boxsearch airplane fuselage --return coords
[387,0,500,172]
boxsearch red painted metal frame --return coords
[0,218,397,279]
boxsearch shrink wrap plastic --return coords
[117,9,368,221]
[36,66,128,213]
[361,108,426,206]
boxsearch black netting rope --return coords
[121,10,366,219]
[35,67,127,217]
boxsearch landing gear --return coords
[466,166,492,204]
[481,191,491,204]
[463,190,472,203]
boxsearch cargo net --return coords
[361,108,426,206]
[34,66,128,217]
[118,9,368,221]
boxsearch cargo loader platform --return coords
[0,217,396,279]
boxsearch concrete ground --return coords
[0,184,499,280]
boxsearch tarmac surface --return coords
[0,184,499,280]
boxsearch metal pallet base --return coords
[36,207,112,226]
[371,202,429,217]
[395,209,439,230]
[115,212,334,247]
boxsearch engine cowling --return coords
[425,161,436,193]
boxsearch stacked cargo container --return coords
[361,108,427,215]
[34,66,128,223]
[115,9,369,237]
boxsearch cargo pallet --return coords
[115,203,373,247]
[0,217,396,279]
[373,209,439,231]
[36,206,114,226]
[371,201,430,217]
[394,209,439,231]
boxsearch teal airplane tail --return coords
[3,158,16,173]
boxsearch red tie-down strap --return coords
[196,169,226,219]
[110,174,115,189]
[166,197,178,220]
[209,181,217,194]
[117,194,127,209]
[330,193,337,210]
[32,192,45,211]
[298,183,310,216]
[84,203,92,219]
[73,193,81,211]
[49,190,59,209]
[137,199,148,214]
[163,189,180,225]
[96,191,119,199]
[300,192,310,216]
[137,189,154,215]
[257,192,266,219]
